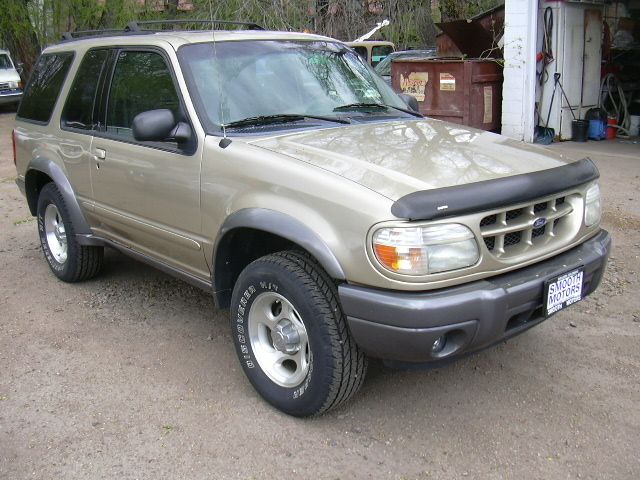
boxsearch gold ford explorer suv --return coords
[13,21,610,417]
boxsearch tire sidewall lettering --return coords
[233,278,313,400]
[235,284,257,369]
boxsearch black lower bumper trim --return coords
[340,230,611,363]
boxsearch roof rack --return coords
[61,18,264,41]
[61,28,147,40]
[127,19,264,31]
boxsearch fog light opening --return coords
[432,335,447,354]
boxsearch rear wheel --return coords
[37,183,103,282]
[230,251,367,416]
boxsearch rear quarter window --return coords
[17,52,74,124]
[371,46,393,67]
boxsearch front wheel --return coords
[230,251,367,416]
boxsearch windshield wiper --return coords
[333,103,424,118]
[387,103,423,118]
[333,103,388,112]
[224,114,349,129]
[334,102,423,118]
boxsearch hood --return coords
[0,68,20,83]
[249,119,572,201]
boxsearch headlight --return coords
[584,183,601,227]
[372,224,479,275]
[7,81,19,89]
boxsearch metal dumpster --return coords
[392,58,503,131]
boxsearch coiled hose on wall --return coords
[600,73,631,137]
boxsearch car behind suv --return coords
[374,48,436,86]
[0,49,23,106]
[13,21,610,416]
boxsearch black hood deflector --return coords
[391,158,599,220]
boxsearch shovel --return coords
[535,73,560,145]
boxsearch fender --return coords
[25,157,93,236]
[213,208,346,301]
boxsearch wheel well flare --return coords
[25,170,53,215]
[213,228,297,308]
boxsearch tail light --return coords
[12,130,17,166]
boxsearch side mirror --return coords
[132,109,192,144]
[133,109,175,141]
[170,121,193,144]
[398,93,420,113]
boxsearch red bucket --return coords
[607,116,618,139]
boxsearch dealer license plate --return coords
[544,268,584,317]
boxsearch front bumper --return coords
[0,90,22,105]
[339,230,611,363]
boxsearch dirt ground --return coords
[0,107,638,480]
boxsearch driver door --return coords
[89,48,208,279]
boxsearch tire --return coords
[230,250,367,416]
[36,182,104,282]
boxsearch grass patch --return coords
[162,424,174,435]
[13,217,35,226]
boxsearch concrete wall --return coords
[501,0,539,142]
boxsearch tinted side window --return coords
[61,49,109,131]
[106,50,180,139]
[371,46,393,67]
[353,47,368,61]
[17,53,74,123]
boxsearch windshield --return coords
[178,40,409,132]
[0,54,13,69]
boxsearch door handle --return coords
[93,148,106,161]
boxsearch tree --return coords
[0,0,505,77]
[0,0,41,79]
[439,0,503,22]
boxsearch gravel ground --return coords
[0,108,639,479]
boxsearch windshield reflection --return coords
[178,40,407,131]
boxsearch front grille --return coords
[480,214,497,227]
[0,82,9,91]
[504,231,522,247]
[480,195,575,258]
[534,202,547,213]
[532,225,546,238]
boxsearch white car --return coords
[0,49,23,106]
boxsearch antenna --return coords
[208,0,231,147]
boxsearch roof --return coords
[45,29,338,53]
[344,40,395,47]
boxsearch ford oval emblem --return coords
[533,217,547,228]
